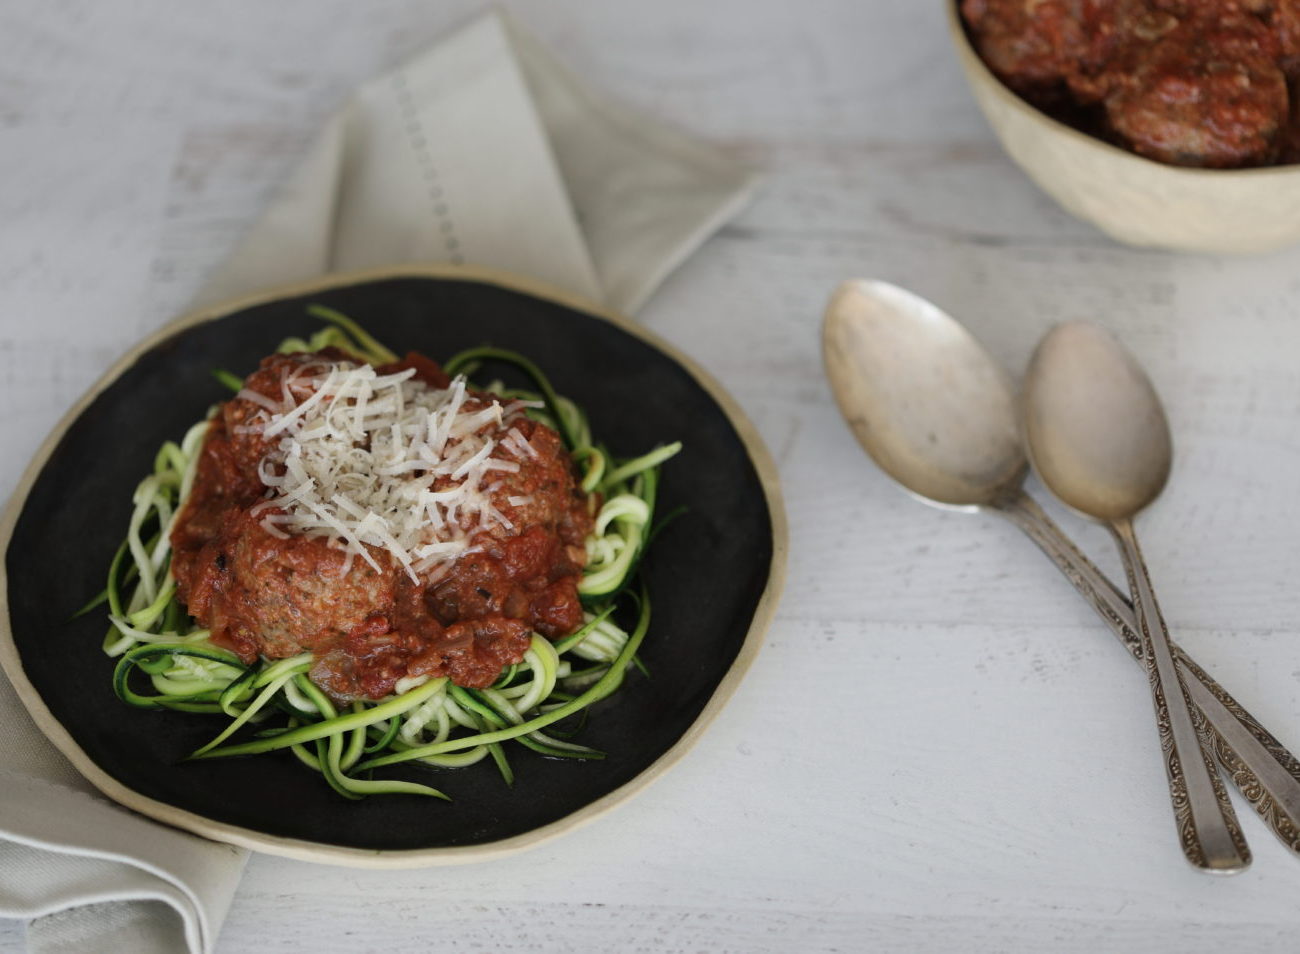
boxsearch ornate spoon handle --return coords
[1109,516,1249,872]
[995,490,1300,859]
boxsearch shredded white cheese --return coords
[241,359,541,582]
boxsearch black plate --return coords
[1,269,781,863]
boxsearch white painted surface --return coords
[4,1,1300,951]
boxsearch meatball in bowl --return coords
[948,0,1300,253]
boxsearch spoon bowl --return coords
[1021,322,1172,523]
[822,280,1024,510]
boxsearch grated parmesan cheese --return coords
[240,359,538,582]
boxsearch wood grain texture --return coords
[3,1,1300,952]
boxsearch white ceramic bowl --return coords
[947,1,1300,254]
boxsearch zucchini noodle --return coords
[90,311,680,799]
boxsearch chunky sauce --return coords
[962,0,1300,167]
[170,349,593,700]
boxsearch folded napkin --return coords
[2,10,756,953]
[197,11,757,313]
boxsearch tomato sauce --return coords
[170,349,593,701]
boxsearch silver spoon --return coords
[823,279,1300,860]
[1022,321,1249,873]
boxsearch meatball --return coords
[208,512,401,660]
[1102,14,1289,166]
[961,0,1092,93]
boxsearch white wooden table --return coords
[5,1,1300,951]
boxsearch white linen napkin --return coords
[1,9,756,953]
